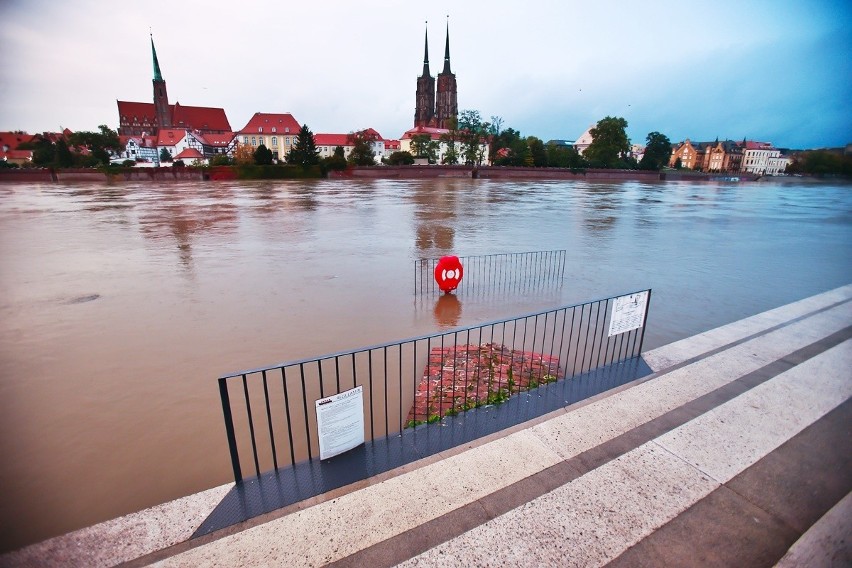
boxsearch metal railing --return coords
[414,250,567,296]
[218,288,651,483]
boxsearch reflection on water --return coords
[433,293,462,328]
[412,180,460,253]
[0,178,850,552]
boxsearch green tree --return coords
[458,109,490,165]
[322,145,348,171]
[347,130,377,166]
[253,143,273,165]
[55,138,75,168]
[639,132,672,170]
[528,136,547,167]
[386,151,415,165]
[159,148,173,163]
[410,134,439,162]
[286,124,320,167]
[29,136,57,166]
[209,154,233,166]
[584,116,630,168]
[492,128,530,167]
[439,117,460,165]
[545,142,584,168]
[68,125,121,166]
[787,150,852,176]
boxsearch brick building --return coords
[414,22,458,129]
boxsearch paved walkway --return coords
[3,284,850,567]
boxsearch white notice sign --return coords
[608,291,649,337]
[315,386,365,460]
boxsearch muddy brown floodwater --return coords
[0,178,850,552]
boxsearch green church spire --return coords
[151,35,163,82]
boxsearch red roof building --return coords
[0,131,36,152]
[313,128,396,161]
[117,101,231,136]
[235,113,302,161]
[117,37,232,137]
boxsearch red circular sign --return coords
[434,255,464,293]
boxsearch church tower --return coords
[151,35,172,130]
[434,21,458,129]
[414,25,435,128]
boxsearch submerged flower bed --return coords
[405,343,562,428]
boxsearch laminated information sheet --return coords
[608,291,649,337]
[315,386,365,460]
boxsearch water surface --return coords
[0,177,850,551]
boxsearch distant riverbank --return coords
[0,165,762,183]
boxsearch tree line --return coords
[8,117,848,176]
[2,125,122,168]
[393,112,673,171]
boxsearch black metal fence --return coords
[218,288,651,483]
[414,250,567,296]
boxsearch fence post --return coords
[637,289,652,355]
[218,378,243,483]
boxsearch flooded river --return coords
[1,177,850,551]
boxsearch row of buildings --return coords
[572,125,791,175]
[2,30,789,173]
[668,138,790,175]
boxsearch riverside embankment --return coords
[2,285,849,567]
[0,165,760,183]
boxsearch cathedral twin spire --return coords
[415,21,457,129]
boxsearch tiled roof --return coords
[361,128,384,140]
[156,129,187,146]
[120,135,158,148]
[174,147,204,159]
[0,131,36,149]
[117,101,231,132]
[385,140,400,150]
[400,126,450,140]
[117,101,156,121]
[172,102,232,131]
[237,113,301,135]
[194,131,234,146]
[314,133,351,147]
[744,141,774,150]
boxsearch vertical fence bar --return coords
[368,350,375,441]
[261,370,278,471]
[280,367,296,466]
[241,374,260,477]
[637,289,652,355]
[383,347,389,436]
[218,378,243,483]
[299,363,312,461]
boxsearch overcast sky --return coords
[1,0,849,149]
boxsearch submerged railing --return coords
[414,250,567,296]
[218,288,651,483]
